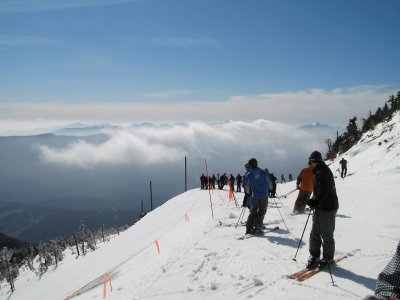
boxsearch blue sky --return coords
[0,0,399,129]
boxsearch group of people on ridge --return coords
[238,151,339,270]
[199,152,399,299]
[247,152,338,268]
[200,173,244,191]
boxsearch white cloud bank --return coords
[37,130,184,168]
[35,120,322,177]
[0,86,395,133]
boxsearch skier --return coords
[218,173,227,189]
[211,174,216,189]
[339,158,348,178]
[236,174,242,192]
[204,175,211,189]
[289,173,293,181]
[244,158,269,235]
[306,150,339,269]
[229,174,235,192]
[269,173,277,198]
[221,173,228,189]
[265,168,274,194]
[281,174,286,183]
[200,174,206,189]
[292,162,314,215]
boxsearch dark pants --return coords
[341,167,347,178]
[293,190,312,214]
[309,209,337,259]
[246,197,268,231]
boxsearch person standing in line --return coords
[204,174,211,189]
[306,150,339,269]
[292,162,314,214]
[219,173,228,189]
[269,173,277,198]
[236,174,243,192]
[339,158,348,178]
[200,173,206,189]
[265,169,273,195]
[281,174,286,183]
[229,174,235,192]
[211,174,216,189]
[245,158,269,235]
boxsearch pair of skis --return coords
[287,255,347,282]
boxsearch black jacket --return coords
[308,161,339,211]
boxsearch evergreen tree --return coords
[37,244,53,275]
[361,111,375,133]
[0,247,18,292]
[382,102,390,120]
[327,90,400,158]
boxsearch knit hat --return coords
[309,151,322,163]
[248,158,258,168]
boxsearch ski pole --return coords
[235,206,246,229]
[204,158,214,219]
[280,188,298,198]
[239,207,246,224]
[271,196,289,232]
[232,191,239,207]
[293,208,313,261]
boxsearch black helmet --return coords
[248,158,258,168]
[309,151,322,163]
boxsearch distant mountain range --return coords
[0,232,29,249]
[1,121,345,139]
[298,122,345,140]
[0,122,188,137]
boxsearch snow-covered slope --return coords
[1,113,400,300]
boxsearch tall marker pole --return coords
[185,156,188,192]
[150,180,153,211]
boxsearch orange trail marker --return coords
[184,213,190,222]
[155,240,160,255]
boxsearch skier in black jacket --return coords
[339,158,348,178]
[306,150,339,269]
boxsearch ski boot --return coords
[318,257,334,269]
[306,256,320,269]
[254,226,264,235]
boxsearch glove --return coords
[307,199,316,209]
